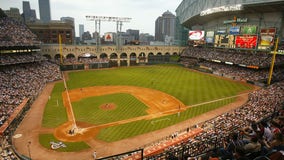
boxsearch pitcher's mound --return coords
[99,103,116,110]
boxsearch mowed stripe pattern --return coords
[42,65,252,142]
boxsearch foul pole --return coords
[58,34,63,64]
[267,37,279,85]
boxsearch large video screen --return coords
[235,35,257,49]
[189,30,205,40]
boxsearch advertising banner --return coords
[206,31,214,37]
[217,29,226,34]
[259,28,276,46]
[189,30,205,40]
[214,35,234,48]
[206,37,214,43]
[104,33,113,42]
[241,26,257,34]
[206,31,214,43]
[229,26,240,34]
[235,35,257,49]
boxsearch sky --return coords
[1,0,182,36]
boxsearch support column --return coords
[117,58,121,67]
[127,58,130,66]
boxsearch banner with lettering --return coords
[235,35,257,49]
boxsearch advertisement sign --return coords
[206,31,214,43]
[259,28,276,46]
[229,26,240,34]
[241,26,257,34]
[104,32,113,42]
[217,29,226,34]
[235,35,257,49]
[206,37,214,43]
[189,30,205,40]
[217,27,227,34]
[214,35,235,48]
[206,31,214,37]
[224,18,247,24]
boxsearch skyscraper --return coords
[22,1,36,23]
[155,10,176,42]
[79,24,84,41]
[38,0,51,23]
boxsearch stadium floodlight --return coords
[86,15,132,51]
[86,15,131,22]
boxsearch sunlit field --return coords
[42,64,252,144]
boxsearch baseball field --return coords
[36,64,253,154]
[40,65,251,148]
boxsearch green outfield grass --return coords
[42,64,253,148]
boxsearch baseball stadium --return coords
[1,0,284,160]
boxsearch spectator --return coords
[243,136,262,159]
[219,132,247,160]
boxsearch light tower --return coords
[86,15,131,52]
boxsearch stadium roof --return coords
[182,1,284,27]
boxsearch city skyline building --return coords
[79,24,84,41]
[3,7,23,22]
[139,33,154,45]
[38,0,51,23]
[22,1,36,23]
[155,10,176,42]
[126,29,140,41]
[61,17,76,44]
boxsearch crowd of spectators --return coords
[1,12,284,159]
[1,135,19,160]
[0,52,46,65]
[52,57,109,65]
[182,47,284,68]
[0,53,61,160]
[181,47,284,82]
[0,54,61,127]
[0,17,41,47]
[197,61,276,82]
[78,57,109,64]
